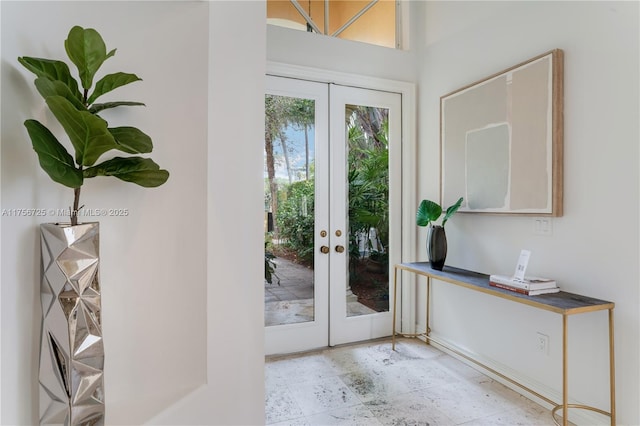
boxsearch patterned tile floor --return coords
[265,337,565,426]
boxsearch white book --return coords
[489,274,558,290]
[526,287,561,295]
[489,281,560,295]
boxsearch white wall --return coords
[1,1,266,424]
[145,1,267,423]
[415,2,639,425]
[267,24,418,83]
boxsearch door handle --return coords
[320,246,330,254]
[335,245,345,253]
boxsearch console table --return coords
[392,262,615,426]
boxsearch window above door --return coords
[266,0,399,49]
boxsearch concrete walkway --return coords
[265,257,375,326]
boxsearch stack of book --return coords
[489,274,559,295]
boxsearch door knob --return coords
[335,245,345,253]
[320,246,330,254]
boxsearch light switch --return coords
[533,218,552,236]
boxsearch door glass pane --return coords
[346,105,390,317]
[264,94,316,326]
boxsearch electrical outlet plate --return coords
[536,332,549,355]
[533,218,553,236]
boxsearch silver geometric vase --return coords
[39,222,104,426]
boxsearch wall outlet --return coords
[536,332,549,355]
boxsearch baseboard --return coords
[418,332,609,426]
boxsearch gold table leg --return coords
[551,311,615,426]
[426,276,431,341]
[562,314,568,426]
[609,308,616,426]
[392,266,398,350]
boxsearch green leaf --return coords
[23,120,83,188]
[46,96,117,166]
[18,57,82,100]
[89,101,145,114]
[84,157,169,187]
[353,209,382,227]
[109,127,153,154]
[34,77,86,110]
[416,199,442,227]
[88,72,142,104]
[64,26,115,90]
[442,197,464,227]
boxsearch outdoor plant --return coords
[264,242,280,285]
[416,197,464,228]
[18,25,169,225]
[276,179,315,265]
[348,114,389,258]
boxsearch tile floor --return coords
[265,258,375,327]
[265,337,563,426]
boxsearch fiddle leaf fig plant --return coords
[416,197,464,228]
[19,25,169,225]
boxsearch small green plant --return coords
[265,245,280,285]
[276,180,315,265]
[18,26,169,225]
[416,197,464,228]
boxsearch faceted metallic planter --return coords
[39,223,104,425]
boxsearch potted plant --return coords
[416,197,463,270]
[18,25,169,425]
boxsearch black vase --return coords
[427,225,447,270]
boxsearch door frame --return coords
[266,62,419,343]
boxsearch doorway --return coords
[264,75,402,355]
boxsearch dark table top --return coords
[395,262,614,315]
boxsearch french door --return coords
[264,75,402,355]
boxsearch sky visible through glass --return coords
[268,125,316,181]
